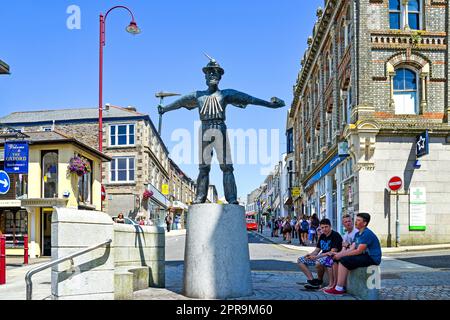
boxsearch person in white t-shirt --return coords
[323,214,358,290]
[342,214,359,251]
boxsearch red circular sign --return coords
[388,176,403,191]
[101,185,106,201]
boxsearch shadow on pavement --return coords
[166,259,300,272]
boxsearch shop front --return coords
[147,183,169,227]
[1,131,109,257]
[304,153,348,230]
[170,200,188,229]
[0,201,27,256]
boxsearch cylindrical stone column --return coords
[183,204,253,299]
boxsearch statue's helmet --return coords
[202,59,224,76]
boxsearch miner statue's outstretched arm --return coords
[158,93,197,114]
[225,89,285,109]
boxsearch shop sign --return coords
[338,141,349,156]
[162,184,169,195]
[416,130,429,158]
[305,154,348,189]
[409,187,426,231]
[4,141,29,174]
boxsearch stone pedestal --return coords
[183,204,253,299]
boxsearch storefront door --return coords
[41,208,52,256]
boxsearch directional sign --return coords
[416,130,429,158]
[292,187,301,197]
[0,171,11,195]
[4,141,29,174]
[388,176,402,192]
[161,184,169,195]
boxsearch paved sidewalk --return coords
[134,264,357,301]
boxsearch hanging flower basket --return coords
[143,189,153,201]
[68,156,91,177]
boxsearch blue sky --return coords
[0,0,322,201]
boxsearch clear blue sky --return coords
[0,0,322,201]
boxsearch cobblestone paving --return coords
[379,271,450,300]
[133,264,356,301]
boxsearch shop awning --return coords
[284,196,292,206]
[171,201,188,210]
[272,196,280,210]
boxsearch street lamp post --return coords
[99,6,141,153]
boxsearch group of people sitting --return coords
[296,212,382,296]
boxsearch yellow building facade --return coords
[0,131,110,257]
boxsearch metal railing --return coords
[25,239,112,300]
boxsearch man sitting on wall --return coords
[324,214,359,290]
[296,218,343,290]
[323,212,382,296]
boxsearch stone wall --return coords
[51,208,115,300]
[51,208,165,299]
[113,224,165,288]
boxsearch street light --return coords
[99,5,141,153]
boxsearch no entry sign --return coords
[388,176,403,191]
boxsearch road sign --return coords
[292,187,301,197]
[101,185,106,201]
[4,141,29,174]
[416,130,429,158]
[0,171,11,195]
[388,176,402,191]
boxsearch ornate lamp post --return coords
[99,6,141,153]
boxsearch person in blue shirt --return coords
[323,212,382,296]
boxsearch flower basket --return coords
[143,189,153,201]
[68,156,91,177]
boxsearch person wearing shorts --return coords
[324,212,381,296]
[296,219,342,289]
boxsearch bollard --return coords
[0,236,6,285]
[24,235,29,265]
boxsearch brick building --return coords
[0,106,177,221]
[291,0,450,245]
[0,59,9,74]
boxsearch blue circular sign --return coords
[0,170,11,194]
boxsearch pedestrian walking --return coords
[165,213,173,232]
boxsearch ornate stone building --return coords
[291,0,450,245]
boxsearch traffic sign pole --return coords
[388,176,403,247]
[396,191,400,247]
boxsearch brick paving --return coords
[133,264,356,301]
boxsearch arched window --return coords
[393,68,418,114]
[42,151,58,198]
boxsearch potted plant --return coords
[68,156,91,177]
[142,189,153,201]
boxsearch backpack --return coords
[301,220,309,231]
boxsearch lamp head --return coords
[126,21,141,35]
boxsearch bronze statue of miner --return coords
[159,57,285,204]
